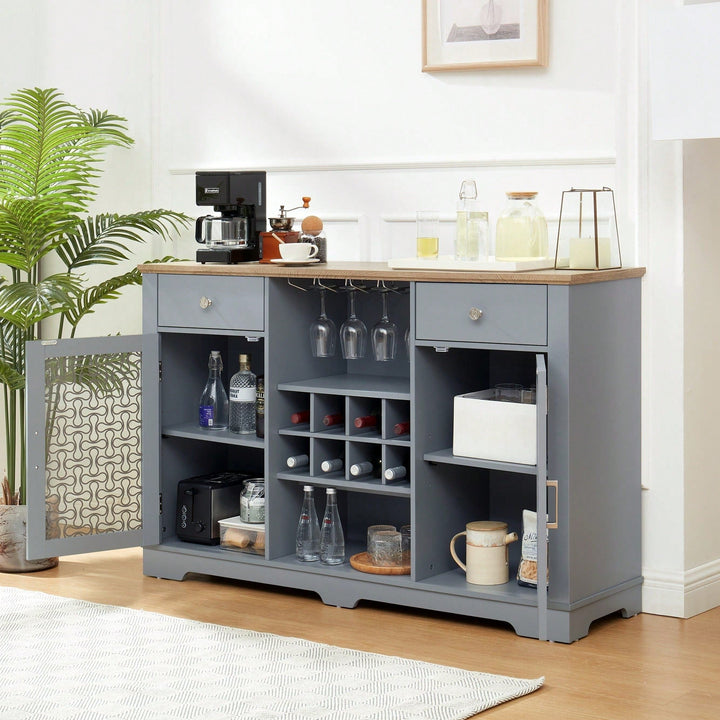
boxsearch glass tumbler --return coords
[416,211,440,259]
[368,530,402,566]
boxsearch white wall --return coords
[154,0,621,264]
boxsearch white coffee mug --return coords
[450,520,518,585]
[279,243,318,261]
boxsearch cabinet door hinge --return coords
[159,492,163,515]
[158,360,163,382]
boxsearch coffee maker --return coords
[195,171,266,263]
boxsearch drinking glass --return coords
[368,530,402,566]
[371,289,398,362]
[416,211,440,259]
[367,524,396,551]
[495,382,523,402]
[309,288,337,357]
[340,289,367,359]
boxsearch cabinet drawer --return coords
[415,283,547,345]
[157,275,264,331]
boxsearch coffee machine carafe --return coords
[195,171,266,263]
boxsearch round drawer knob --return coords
[199,296,212,310]
[468,307,483,321]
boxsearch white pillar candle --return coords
[569,237,612,269]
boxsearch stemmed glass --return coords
[340,288,367,359]
[309,288,337,357]
[371,288,398,362]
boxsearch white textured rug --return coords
[0,587,543,720]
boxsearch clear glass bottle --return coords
[296,485,321,562]
[495,192,548,262]
[319,488,345,565]
[455,179,489,261]
[229,353,256,434]
[198,350,228,430]
[255,376,265,438]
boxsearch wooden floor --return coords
[2,547,719,719]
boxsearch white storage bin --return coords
[218,516,265,555]
[453,389,537,465]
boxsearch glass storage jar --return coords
[240,478,265,524]
[495,192,548,262]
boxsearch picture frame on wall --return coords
[423,0,549,71]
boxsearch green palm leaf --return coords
[0,86,190,502]
[57,211,189,270]
[0,359,24,391]
[0,273,84,330]
[62,269,142,331]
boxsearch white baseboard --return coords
[642,558,720,618]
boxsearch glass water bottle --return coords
[229,353,256,434]
[455,179,489,261]
[199,350,228,429]
[296,485,321,562]
[320,488,345,565]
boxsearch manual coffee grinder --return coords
[195,171,267,263]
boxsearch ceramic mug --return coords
[450,520,518,585]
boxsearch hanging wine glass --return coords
[309,287,337,358]
[371,287,398,362]
[340,288,367,359]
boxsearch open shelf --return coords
[414,567,539,606]
[163,423,265,448]
[278,374,410,400]
[423,448,537,476]
[277,471,411,496]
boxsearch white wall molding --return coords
[169,155,616,176]
[642,558,720,618]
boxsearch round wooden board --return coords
[349,552,410,575]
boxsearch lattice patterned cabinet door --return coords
[26,335,151,559]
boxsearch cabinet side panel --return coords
[550,280,642,604]
[142,275,161,546]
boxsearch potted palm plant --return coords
[0,87,189,571]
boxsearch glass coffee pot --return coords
[195,216,249,248]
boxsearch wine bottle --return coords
[286,454,309,469]
[291,410,310,424]
[384,465,407,481]
[353,409,380,429]
[393,421,410,436]
[322,413,344,428]
[349,458,382,478]
[320,457,344,473]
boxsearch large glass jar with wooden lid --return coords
[495,192,549,262]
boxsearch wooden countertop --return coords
[138,260,646,285]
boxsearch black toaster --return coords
[176,472,249,544]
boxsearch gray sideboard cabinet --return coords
[25,262,645,642]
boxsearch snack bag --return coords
[517,509,549,588]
